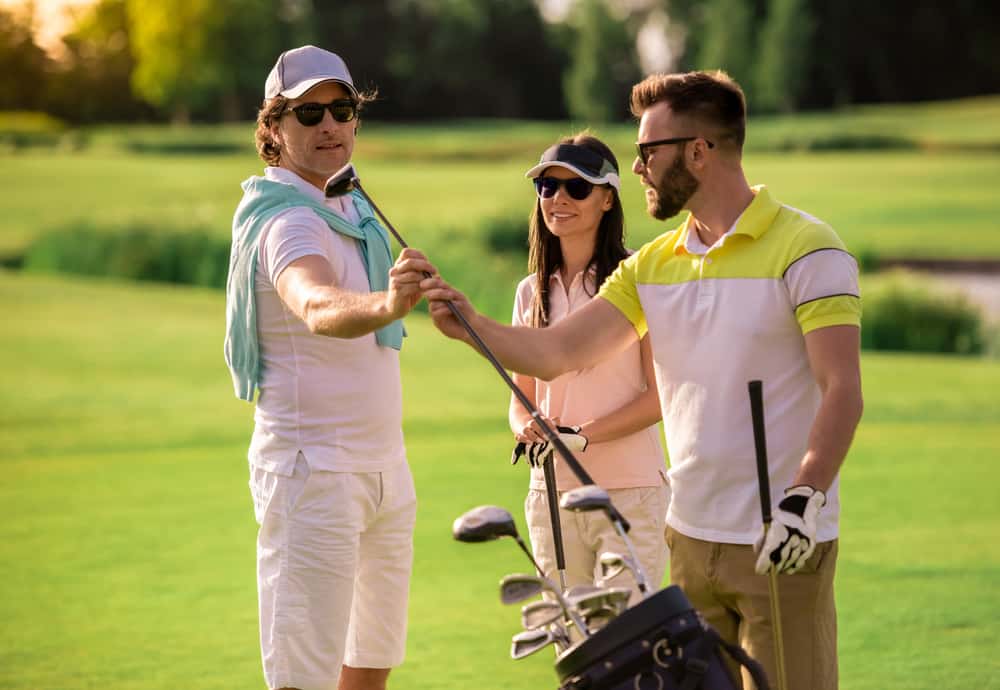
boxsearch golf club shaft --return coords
[354,179,631,534]
[542,457,568,591]
[767,567,788,690]
[748,380,788,690]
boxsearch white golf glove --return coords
[510,426,588,468]
[754,485,826,575]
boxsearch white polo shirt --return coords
[249,167,405,476]
[599,186,860,544]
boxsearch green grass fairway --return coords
[1,271,998,689]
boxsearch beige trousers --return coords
[525,484,670,605]
[666,526,839,690]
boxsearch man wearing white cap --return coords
[224,45,435,690]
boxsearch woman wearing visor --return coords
[509,133,670,604]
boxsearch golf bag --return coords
[555,585,769,690]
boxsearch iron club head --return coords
[499,574,545,605]
[510,628,563,659]
[521,600,563,630]
[324,163,359,198]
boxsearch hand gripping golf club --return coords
[559,485,651,596]
[325,164,632,534]
[748,380,788,690]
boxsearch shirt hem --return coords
[666,515,839,545]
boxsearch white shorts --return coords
[250,453,417,690]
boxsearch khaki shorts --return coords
[250,454,417,690]
[525,484,670,605]
[666,526,838,690]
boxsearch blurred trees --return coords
[126,0,309,122]
[753,0,814,112]
[311,0,567,119]
[2,0,999,122]
[672,0,1000,112]
[46,0,149,122]
[0,4,50,110]
[564,0,642,122]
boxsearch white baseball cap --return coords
[265,45,359,100]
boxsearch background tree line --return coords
[2,0,998,124]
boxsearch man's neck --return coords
[689,175,755,247]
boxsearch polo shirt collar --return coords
[672,184,778,255]
[732,185,779,239]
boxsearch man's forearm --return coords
[463,312,572,381]
[303,286,395,338]
[793,381,863,490]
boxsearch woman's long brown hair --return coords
[528,133,628,327]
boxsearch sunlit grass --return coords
[0,271,997,689]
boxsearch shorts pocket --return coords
[249,465,279,525]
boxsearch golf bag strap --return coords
[714,629,771,690]
[677,627,771,690]
[677,632,712,690]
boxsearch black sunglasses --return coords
[534,176,595,200]
[636,136,714,165]
[284,98,358,126]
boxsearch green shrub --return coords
[0,111,72,150]
[23,224,230,289]
[482,212,529,256]
[861,273,985,354]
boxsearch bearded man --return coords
[423,70,863,690]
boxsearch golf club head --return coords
[566,586,632,621]
[521,600,563,630]
[597,551,633,584]
[500,574,545,605]
[510,628,560,659]
[324,163,358,198]
[582,607,618,634]
[559,485,611,513]
[453,505,518,543]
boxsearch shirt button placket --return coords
[697,254,715,305]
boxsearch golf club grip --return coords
[748,380,772,524]
[543,458,567,570]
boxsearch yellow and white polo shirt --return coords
[599,186,860,544]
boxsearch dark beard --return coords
[648,153,699,221]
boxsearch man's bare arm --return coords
[793,325,864,490]
[422,277,638,381]
[276,248,434,338]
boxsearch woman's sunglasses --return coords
[533,176,595,200]
[284,98,358,126]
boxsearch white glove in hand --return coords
[510,426,588,468]
[754,485,826,575]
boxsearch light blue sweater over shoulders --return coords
[224,175,403,402]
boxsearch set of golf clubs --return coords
[451,487,650,661]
